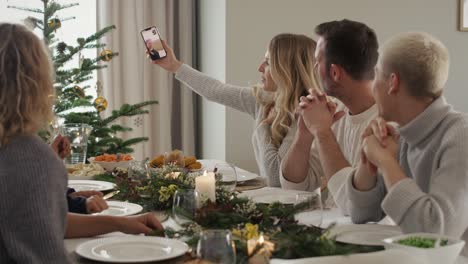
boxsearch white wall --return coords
[200,0,468,173]
[198,0,227,161]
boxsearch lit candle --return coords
[248,233,275,262]
[195,170,216,203]
[247,238,258,256]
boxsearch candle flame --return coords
[259,234,265,244]
[203,170,207,176]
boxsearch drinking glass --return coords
[172,189,199,225]
[128,160,150,182]
[128,159,150,198]
[59,123,92,164]
[197,229,236,263]
[214,162,237,192]
[294,188,323,227]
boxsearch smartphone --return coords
[140,26,167,60]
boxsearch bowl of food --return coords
[67,163,106,180]
[88,153,134,171]
[382,233,465,264]
[148,150,203,172]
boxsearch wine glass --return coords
[294,188,323,227]
[172,189,199,225]
[214,162,237,192]
[197,229,236,263]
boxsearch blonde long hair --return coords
[0,23,54,146]
[256,33,320,147]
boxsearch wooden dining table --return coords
[65,161,468,264]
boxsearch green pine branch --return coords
[85,25,116,42]
[110,125,133,133]
[120,137,149,148]
[101,101,158,126]
[91,127,114,137]
[57,3,79,10]
[44,1,61,18]
[84,43,106,49]
[7,5,44,13]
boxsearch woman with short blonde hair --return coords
[152,33,320,186]
[0,23,69,263]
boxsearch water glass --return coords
[197,229,236,263]
[59,123,92,164]
[172,189,200,225]
[214,162,237,192]
[128,160,150,182]
[294,188,323,227]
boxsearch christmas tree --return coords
[8,0,158,158]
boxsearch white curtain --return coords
[96,0,197,160]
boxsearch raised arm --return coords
[175,64,258,116]
[152,40,258,117]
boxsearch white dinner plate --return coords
[68,180,116,192]
[250,193,297,204]
[326,224,402,246]
[76,236,189,263]
[93,201,143,217]
[236,174,257,182]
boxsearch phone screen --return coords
[141,26,167,60]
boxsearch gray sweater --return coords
[346,97,468,255]
[175,64,297,187]
[0,135,69,263]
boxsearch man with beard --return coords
[280,19,378,213]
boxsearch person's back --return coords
[0,23,70,263]
[0,135,69,263]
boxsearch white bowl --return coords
[382,232,465,264]
[88,157,133,171]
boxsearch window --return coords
[1,0,98,97]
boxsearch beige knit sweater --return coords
[175,64,297,187]
[346,97,468,255]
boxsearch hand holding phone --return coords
[140,26,167,60]
[141,27,182,72]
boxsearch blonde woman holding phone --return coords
[151,34,323,187]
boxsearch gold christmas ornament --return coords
[94,96,108,112]
[100,49,114,62]
[48,18,61,30]
[73,85,85,98]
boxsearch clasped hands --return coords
[359,117,399,175]
[297,89,344,137]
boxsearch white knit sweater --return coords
[175,64,297,187]
[280,100,378,212]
